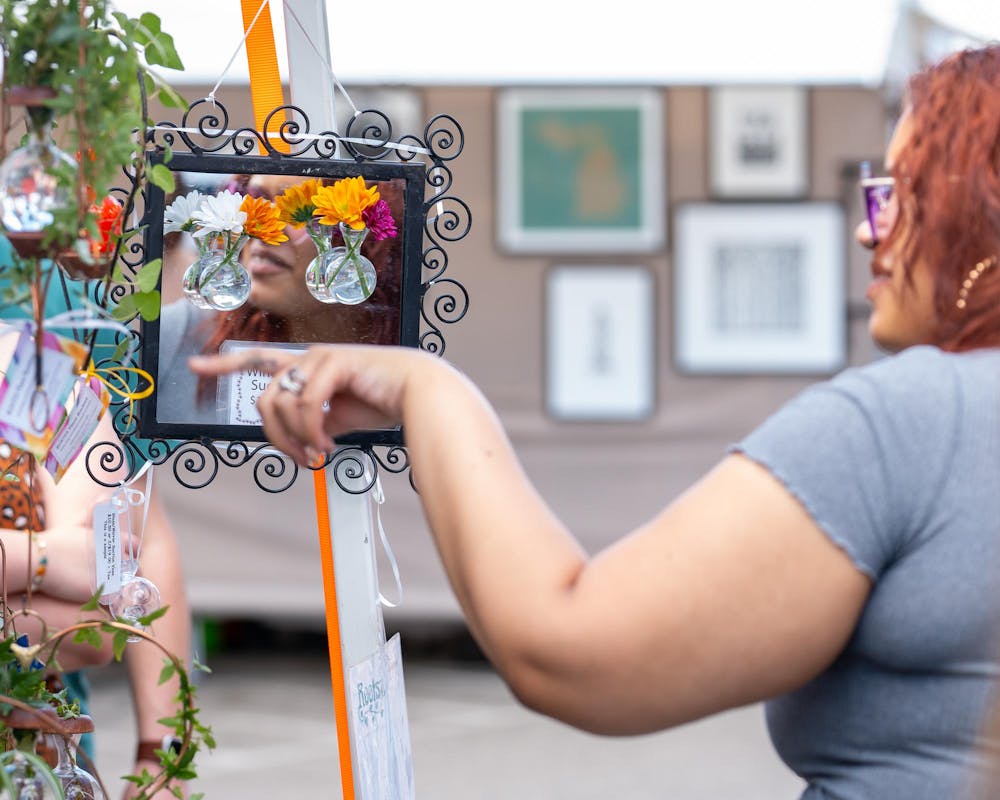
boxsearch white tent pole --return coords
[282,0,338,152]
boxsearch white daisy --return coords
[163,190,204,234]
[191,190,246,238]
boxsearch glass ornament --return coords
[0,123,75,234]
[110,568,161,643]
[47,735,105,800]
[4,751,60,800]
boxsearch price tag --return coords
[0,328,85,458]
[43,377,110,482]
[92,500,122,601]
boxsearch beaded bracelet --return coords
[30,533,47,593]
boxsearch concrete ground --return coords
[85,626,806,799]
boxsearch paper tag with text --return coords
[348,633,415,800]
[42,376,110,482]
[0,328,86,458]
[92,501,122,601]
[218,340,308,425]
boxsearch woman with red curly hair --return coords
[194,46,1000,798]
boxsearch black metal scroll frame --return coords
[83,100,470,493]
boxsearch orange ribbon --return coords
[240,0,289,154]
[313,465,356,799]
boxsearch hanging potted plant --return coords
[0,0,186,280]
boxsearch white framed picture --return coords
[709,86,808,198]
[545,265,655,420]
[497,88,665,253]
[674,203,845,374]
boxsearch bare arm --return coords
[191,347,871,734]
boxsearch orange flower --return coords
[312,176,379,229]
[275,178,322,228]
[88,195,123,257]
[240,194,288,245]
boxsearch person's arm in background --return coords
[122,486,192,800]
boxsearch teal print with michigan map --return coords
[520,107,642,230]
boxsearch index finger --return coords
[188,349,298,378]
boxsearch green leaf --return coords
[135,258,162,293]
[110,338,131,364]
[82,587,104,611]
[158,661,177,686]
[154,80,188,110]
[111,261,127,284]
[111,294,138,322]
[192,655,212,674]
[112,629,129,661]
[135,290,161,322]
[73,627,103,649]
[150,163,175,193]
[135,13,184,70]
[138,604,169,627]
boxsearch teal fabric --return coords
[62,670,94,762]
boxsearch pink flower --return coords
[362,200,397,242]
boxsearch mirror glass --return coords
[139,152,425,445]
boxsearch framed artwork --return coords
[673,202,846,374]
[545,265,655,420]
[709,86,808,198]
[497,88,665,253]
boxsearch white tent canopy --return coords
[113,0,1000,88]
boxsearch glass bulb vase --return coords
[196,234,250,311]
[304,220,345,304]
[322,223,377,305]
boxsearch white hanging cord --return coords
[281,0,360,121]
[112,461,154,570]
[372,475,402,608]
[206,0,271,105]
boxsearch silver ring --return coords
[276,366,307,395]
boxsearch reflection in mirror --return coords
[140,154,424,444]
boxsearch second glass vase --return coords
[323,223,377,305]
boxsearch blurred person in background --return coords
[0,244,191,799]
[194,45,1000,800]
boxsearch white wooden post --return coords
[283,4,382,794]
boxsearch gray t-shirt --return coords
[733,345,1000,800]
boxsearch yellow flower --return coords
[312,176,380,229]
[275,178,323,228]
[241,194,289,245]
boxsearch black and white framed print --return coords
[709,86,808,198]
[545,265,655,420]
[674,203,845,374]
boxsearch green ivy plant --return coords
[0,590,214,800]
[0,0,182,318]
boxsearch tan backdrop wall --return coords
[150,84,889,624]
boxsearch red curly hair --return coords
[880,44,1000,351]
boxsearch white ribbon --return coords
[111,462,154,575]
[371,474,403,609]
